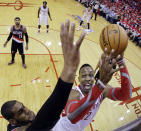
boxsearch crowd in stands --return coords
[76,0,141,47]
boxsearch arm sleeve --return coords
[24,33,29,44]
[26,78,73,131]
[7,32,13,41]
[108,66,132,101]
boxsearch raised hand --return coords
[60,19,85,83]
[99,48,122,84]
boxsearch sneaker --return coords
[8,61,15,65]
[23,64,27,69]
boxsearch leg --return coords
[38,16,43,33]
[77,20,84,31]
[80,20,83,26]
[87,23,90,29]
[87,18,91,30]
[38,25,41,33]
[8,41,17,65]
[46,25,49,33]
[45,17,49,33]
[95,11,97,20]
[18,43,26,68]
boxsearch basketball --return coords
[99,24,128,56]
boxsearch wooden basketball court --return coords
[0,0,141,130]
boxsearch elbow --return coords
[122,94,132,101]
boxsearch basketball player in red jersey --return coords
[3,17,28,69]
[38,1,52,34]
[52,50,132,131]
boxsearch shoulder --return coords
[11,25,14,32]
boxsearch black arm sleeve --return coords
[7,32,13,41]
[25,33,29,44]
[26,78,73,131]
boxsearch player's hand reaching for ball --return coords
[99,48,123,85]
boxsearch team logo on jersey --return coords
[0,0,37,10]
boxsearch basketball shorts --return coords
[11,40,24,54]
[39,15,48,25]
[82,15,91,23]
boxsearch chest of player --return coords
[12,26,24,39]
[13,30,23,35]
[41,7,48,15]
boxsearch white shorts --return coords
[82,15,91,23]
[52,116,84,131]
[39,15,48,25]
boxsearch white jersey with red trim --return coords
[83,8,93,18]
[52,85,103,131]
[72,86,103,130]
[40,6,48,16]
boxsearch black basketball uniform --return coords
[12,25,24,54]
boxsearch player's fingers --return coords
[68,22,75,46]
[60,23,65,44]
[109,49,115,60]
[116,54,121,63]
[101,48,107,60]
[111,58,117,66]
[76,32,85,50]
[64,19,70,36]
[65,19,70,33]
[104,48,108,55]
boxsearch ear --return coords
[9,119,17,125]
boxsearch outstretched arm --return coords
[103,58,132,101]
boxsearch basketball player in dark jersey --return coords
[3,17,28,69]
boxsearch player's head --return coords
[79,64,94,94]
[14,17,21,26]
[43,1,47,7]
[1,100,35,126]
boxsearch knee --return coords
[12,51,16,54]
[20,53,24,56]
